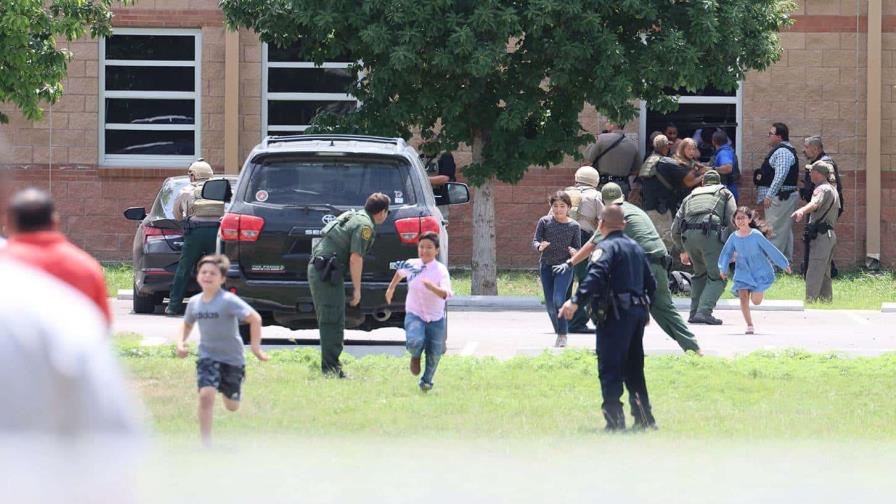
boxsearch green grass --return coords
[104,263,895,309]
[118,338,896,440]
[104,263,133,296]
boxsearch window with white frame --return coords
[638,84,743,162]
[262,42,357,137]
[99,29,201,166]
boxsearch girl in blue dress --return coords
[718,206,791,334]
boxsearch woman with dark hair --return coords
[533,191,581,347]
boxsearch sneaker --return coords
[745,325,754,335]
[410,356,421,376]
[687,312,697,323]
[691,313,722,325]
[419,382,433,392]
[554,334,568,348]
[164,304,184,316]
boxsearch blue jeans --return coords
[539,262,574,335]
[404,313,446,386]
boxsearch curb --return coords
[118,289,805,312]
[883,303,896,313]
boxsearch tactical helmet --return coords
[188,159,214,180]
[575,166,600,188]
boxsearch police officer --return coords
[585,123,640,198]
[558,183,701,354]
[792,161,840,302]
[671,170,737,325]
[563,166,604,333]
[166,159,223,316]
[639,134,684,253]
[559,205,657,431]
[308,192,391,376]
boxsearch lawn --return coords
[104,262,133,296]
[119,339,896,440]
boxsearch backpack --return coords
[189,182,226,219]
[564,185,584,221]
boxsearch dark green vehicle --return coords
[202,135,469,338]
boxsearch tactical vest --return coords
[683,185,729,224]
[641,158,678,214]
[189,182,226,219]
[563,185,597,222]
[639,154,661,178]
[754,144,798,188]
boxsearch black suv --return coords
[202,135,469,334]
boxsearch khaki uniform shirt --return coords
[312,210,376,267]
[566,184,603,234]
[585,132,640,177]
[590,201,667,258]
[173,181,218,223]
[808,182,840,227]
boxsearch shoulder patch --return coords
[590,248,604,263]
[361,226,373,241]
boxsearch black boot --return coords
[602,407,626,432]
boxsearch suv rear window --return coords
[247,158,416,206]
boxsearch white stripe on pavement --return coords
[845,312,872,326]
[461,342,479,356]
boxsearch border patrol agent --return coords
[563,166,604,333]
[558,183,701,354]
[308,193,391,376]
[671,170,737,325]
[560,205,657,431]
[792,161,840,302]
[167,159,223,316]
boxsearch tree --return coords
[0,0,124,124]
[222,0,794,294]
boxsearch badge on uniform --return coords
[361,226,373,241]
[590,248,604,263]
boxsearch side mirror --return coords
[201,178,232,203]
[445,182,470,205]
[123,207,147,221]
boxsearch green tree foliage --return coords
[0,0,124,124]
[221,0,794,293]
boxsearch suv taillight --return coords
[220,213,265,242]
[394,216,441,244]
[144,226,180,244]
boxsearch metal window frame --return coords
[261,43,357,139]
[99,27,202,167]
[638,83,743,162]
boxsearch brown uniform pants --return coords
[806,230,836,302]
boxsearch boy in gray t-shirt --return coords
[176,254,268,446]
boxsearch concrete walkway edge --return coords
[883,303,896,313]
[117,289,806,311]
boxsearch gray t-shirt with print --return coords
[184,290,254,366]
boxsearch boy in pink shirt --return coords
[385,232,453,391]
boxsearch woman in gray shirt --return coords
[533,191,581,347]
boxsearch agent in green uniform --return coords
[671,170,737,325]
[560,183,701,354]
[308,193,391,376]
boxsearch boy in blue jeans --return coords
[176,254,269,445]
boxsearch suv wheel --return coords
[133,282,156,314]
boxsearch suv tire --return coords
[133,282,156,314]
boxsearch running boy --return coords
[175,254,269,445]
[385,232,452,392]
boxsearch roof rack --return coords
[262,134,404,148]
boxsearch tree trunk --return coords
[471,133,497,295]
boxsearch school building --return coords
[1,1,893,269]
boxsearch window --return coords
[262,42,357,137]
[638,84,743,162]
[99,29,201,166]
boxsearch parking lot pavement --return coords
[111,299,896,359]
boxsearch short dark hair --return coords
[418,231,440,248]
[549,190,572,208]
[664,122,678,132]
[712,130,729,146]
[8,188,55,232]
[364,192,391,215]
[772,122,789,141]
[197,254,231,277]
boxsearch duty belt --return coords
[680,221,721,232]
[600,174,629,184]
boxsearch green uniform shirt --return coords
[311,209,376,267]
[590,201,667,258]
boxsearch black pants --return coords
[595,306,653,430]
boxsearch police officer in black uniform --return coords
[560,205,657,432]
